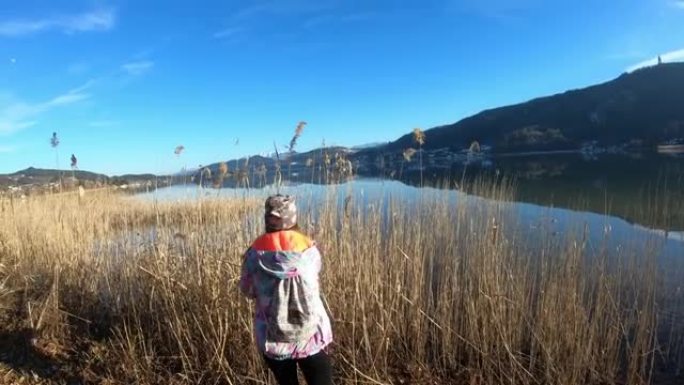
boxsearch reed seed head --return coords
[413,128,425,146]
[50,132,60,148]
[403,148,417,162]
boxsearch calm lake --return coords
[173,151,684,233]
[372,152,684,232]
[136,153,684,263]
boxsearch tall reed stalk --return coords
[0,181,681,384]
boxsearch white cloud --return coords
[0,120,35,135]
[230,4,271,21]
[626,48,684,72]
[0,82,92,135]
[0,9,115,37]
[303,12,376,29]
[230,2,329,20]
[49,92,89,107]
[214,1,338,39]
[213,27,242,39]
[0,145,15,153]
[67,62,90,75]
[121,61,154,76]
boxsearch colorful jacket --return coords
[239,230,333,360]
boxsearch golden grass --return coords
[0,181,681,384]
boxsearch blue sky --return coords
[1,0,684,175]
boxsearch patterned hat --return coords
[265,194,297,231]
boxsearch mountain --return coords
[0,167,163,189]
[385,63,684,153]
[1,167,109,185]
[193,64,684,183]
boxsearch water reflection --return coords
[134,178,683,261]
[370,153,684,231]
[186,152,684,231]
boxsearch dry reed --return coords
[0,182,681,384]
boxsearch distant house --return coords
[657,138,684,154]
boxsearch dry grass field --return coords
[0,181,682,384]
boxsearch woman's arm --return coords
[238,249,257,299]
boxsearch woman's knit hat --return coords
[264,194,297,231]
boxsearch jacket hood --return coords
[255,246,319,280]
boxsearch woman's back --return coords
[240,194,334,385]
[241,229,333,360]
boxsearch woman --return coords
[239,194,333,385]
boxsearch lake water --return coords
[135,177,684,261]
[185,151,684,231]
[376,152,684,232]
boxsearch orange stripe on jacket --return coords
[251,230,313,252]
